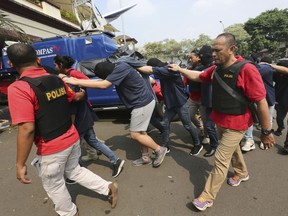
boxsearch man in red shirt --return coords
[7,43,118,216]
[169,33,275,211]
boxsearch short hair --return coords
[216,33,236,47]
[94,62,115,79]
[7,43,37,68]
[53,55,75,69]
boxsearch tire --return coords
[156,101,179,121]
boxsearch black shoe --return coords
[189,145,203,156]
[112,159,125,178]
[204,148,216,157]
[166,146,170,153]
[65,178,77,185]
[283,145,288,153]
[274,129,282,136]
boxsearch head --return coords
[212,33,237,67]
[260,56,272,64]
[94,62,115,79]
[147,58,167,67]
[42,65,59,75]
[7,43,39,72]
[199,45,213,66]
[189,48,200,67]
[53,55,75,74]
[277,59,288,67]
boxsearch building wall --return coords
[5,12,69,38]
[2,0,80,39]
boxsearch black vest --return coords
[212,61,250,115]
[21,75,72,141]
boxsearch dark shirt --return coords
[69,85,97,136]
[106,62,154,109]
[256,64,275,106]
[152,66,187,109]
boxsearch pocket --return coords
[31,157,41,176]
[39,160,61,179]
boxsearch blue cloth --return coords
[256,64,275,106]
[162,100,200,147]
[81,127,118,164]
[204,107,218,148]
[69,85,117,164]
[106,62,153,109]
[152,65,187,109]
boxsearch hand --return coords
[62,77,78,85]
[260,133,275,149]
[16,164,32,184]
[168,64,181,72]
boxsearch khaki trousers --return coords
[200,126,248,201]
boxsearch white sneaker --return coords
[202,137,210,145]
[81,154,99,162]
[241,138,255,152]
[259,142,268,150]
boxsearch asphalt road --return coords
[1,110,288,216]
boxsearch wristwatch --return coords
[261,128,272,136]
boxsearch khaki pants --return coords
[200,126,248,201]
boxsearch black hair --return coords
[277,59,288,67]
[53,55,75,69]
[260,57,272,64]
[7,43,37,68]
[147,58,167,67]
[94,62,115,79]
[42,65,59,75]
[199,45,213,66]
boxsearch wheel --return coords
[156,101,179,121]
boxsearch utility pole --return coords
[219,21,225,32]
[119,0,126,45]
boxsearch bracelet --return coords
[61,75,68,79]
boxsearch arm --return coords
[259,63,288,74]
[73,91,86,102]
[136,66,153,74]
[168,64,202,82]
[16,122,35,184]
[256,98,275,148]
[63,77,112,89]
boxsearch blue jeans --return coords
[81,127,118,164]
[244,105,275,139]
[203,107,218,149]
[244,125,254,139]
[162,101,200,147]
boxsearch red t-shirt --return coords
[183,77,201,101]
[67,68,89,80]
[199,56,266,130]
[8,68,79,155]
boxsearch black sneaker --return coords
[166,146,170,153]
[189,145,203,156]
[65,178,77,185]
[283,145,288,153]
[274,129,282,136]
[112,159,125,178]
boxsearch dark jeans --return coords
[275,104,288,131]
[203,107,218,149]
[81,127,118,164]
[162,101,200,147]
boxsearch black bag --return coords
[214,61,260,124]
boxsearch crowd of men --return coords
[7,32,288,215]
